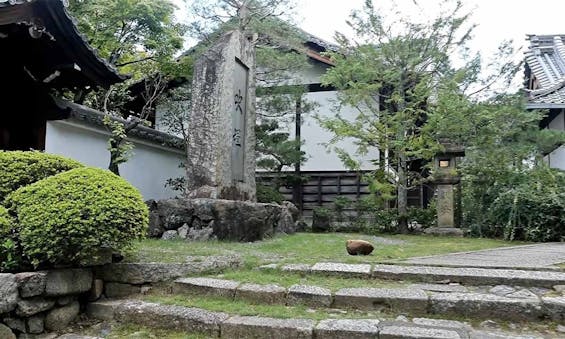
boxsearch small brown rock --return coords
[346,240,374,255]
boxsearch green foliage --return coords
[407,206,437,229]
[256,184,284,204]
[256,120,306,178]
[103,116,135,175]
[467,167,565,242]
[0,206,19,272]
[68,0,185,73]
[6,168,148,268]
[428,92,565,241]
[0,151,83,201]
[360,209,397,234]
[312,207,332,233]
[318,0,476,232]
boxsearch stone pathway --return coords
[403,243,565,269]
[169,277,565,323]
[86,299,553,339]
[265,262,565,287]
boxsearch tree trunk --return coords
[397,153,409,233]
[108,139,121,176]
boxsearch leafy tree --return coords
[318,0,477,232]
[425,89,565,240]
[255,119,306,188]
[67,0,189,175]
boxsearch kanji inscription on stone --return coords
[231,58,248,181]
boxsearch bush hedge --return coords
[0,205,18,271]
[256,184,284,204]
[0,151,83,201]
[6,167,148,267]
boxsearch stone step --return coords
[268,262,565,288]
[86,299,547,339]
[172,277,565,323]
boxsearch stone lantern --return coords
[425,142,465,236]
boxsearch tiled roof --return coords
[525,35,565,107]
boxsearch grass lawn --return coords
[126,232,524,267]
[206,269,407,291]
[143,292,393,321]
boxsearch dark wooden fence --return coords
[256,170,431,218]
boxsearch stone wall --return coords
[0,256,242,338]
[0,269,92,338]
[147,198,300,242]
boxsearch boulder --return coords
[282,201,300,222]
[45,301,79,331]
[16,297,56,317]
[346,240,374,256]
[275,207,296,234]
[161,230,179,240]
[15,272,47,298]
[0,323,16,339]
[0,274,18,314]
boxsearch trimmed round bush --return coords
[6,167,148,266]
[0,151,83,201]
[0,205,12,234]
[0,205,19,272]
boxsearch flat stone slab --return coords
[96,256,240,284]
[173,277,240,298]
[114,300,228,336]
[221,316,314,339]
[429,292,543,321]
[281,263,312,272]
[287,284,332,308]
[409,283,468,293]
[235,283,286,304]
[541,296,565,322]
[44,269,92,296]
[315,319,380,338]
[334,288,428,313]
[405,243,565,269]
[380,324,462,338]
[412,318,472,331]
[311,262,371,277]
[86,300,124,321]
[372,264,565,288]
[469,331,543,339]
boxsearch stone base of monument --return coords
[146,198,298,242]
[424,227,466,237]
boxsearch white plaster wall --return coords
[45,120,186,200]
[547,111,565,170]
[296,90,379,171]
[280,61,379,171]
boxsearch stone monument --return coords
[425,142,465,236]
[187,29,256,201]
[145,28,298,242]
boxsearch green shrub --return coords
[0,206,19,271]
[407,206,437,229]
[6,167,148,267]
[363,209,398,234]
[256,184,284,204]
[487,169,565,242]
[0,151,83,201]
[312,207,332,233]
